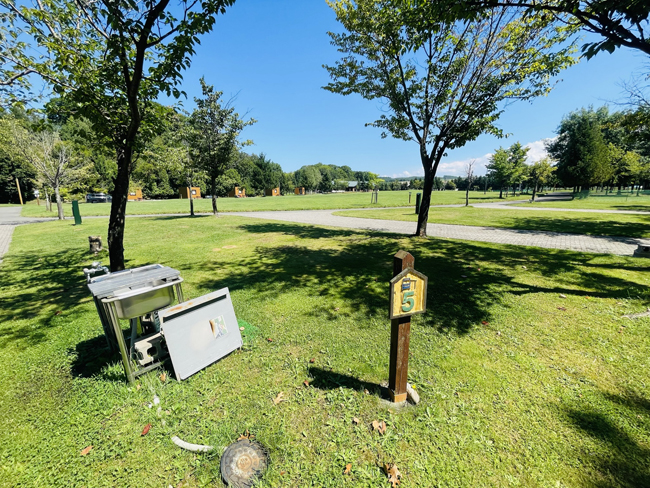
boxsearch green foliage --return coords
[295,165,323,191]
[548,108,615,188]
[0,113,35,203]
[486,142,529,196]
[450,1,650,59]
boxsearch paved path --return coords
[0,207,54,264]
[1,195,646,263]
[228,209,643,256]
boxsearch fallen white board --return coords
[159,287,242,380]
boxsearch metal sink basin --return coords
[107,280,177,319]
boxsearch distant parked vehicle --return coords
[86,193,112,203]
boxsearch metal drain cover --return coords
[221,439,269,487]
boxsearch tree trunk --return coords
[211,175,218,216]
[45,189,51,212]
[188,175,194,217]
[415,159,435,237]
[465,183,469,206]
[499,187,503,199]
[531,181,538,202]
[108,146,132,271]
[54,184,64,220]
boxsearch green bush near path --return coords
[334,207,650,238]
[1,217,649,487]
[19,190,503,218]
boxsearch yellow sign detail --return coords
[390,269,427,319]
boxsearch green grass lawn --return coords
[19,190,502,218]
[333,207,650,238]
[514,190,650,212]
[1,217,649,487]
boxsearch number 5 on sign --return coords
[389,268,428,319]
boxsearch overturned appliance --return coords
[86,263,241,383]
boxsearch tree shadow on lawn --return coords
[0,246,143,349]
[190,221,650,335]
[565,390,650,488]
[494,215,650,239]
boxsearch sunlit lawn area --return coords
[1,216,649,487]
[334,207,650,238]
[514,190,650,212]
[19,190,503,218]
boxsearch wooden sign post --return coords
[388,250,427,403]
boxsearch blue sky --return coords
[162,0,648,177]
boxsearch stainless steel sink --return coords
[107,280,177,319]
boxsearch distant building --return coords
[294,187,305,195]
[265,187,280,197]
[179,187,201,199]
[128,188,143,201]
[347,181,358,192]
[228,186,246,198]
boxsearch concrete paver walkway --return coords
[228,209,643,256]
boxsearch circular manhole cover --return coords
[220,439,269,487]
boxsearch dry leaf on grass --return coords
[273,392,285,405]
[343,463,352,475]
[55,311,62,315]
[80,445,93,456]
[557,307,567,311]
[481,321,489,326]
[352,417,360,425]
[303,380,310,387]
[383,463,402,487]
[334,307,340,311]
[239,326,245,331]
[237,429,255,441]
[159,373,167,382]
[141,423,151,436]
[267,338,273,342]
[371,420,387,435]
[309,358,315,363]
[559,294,567,299]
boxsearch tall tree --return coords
[547,108,612,190]
[325,1,575,236]
[13,126,80,219]
[0,0,235,270]
[190,78,255,215]
[528,157,555,201]
[507,142,529,195]
[486,147,511,198]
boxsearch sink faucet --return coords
[83,262,110,282]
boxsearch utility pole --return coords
[15,177,24,205]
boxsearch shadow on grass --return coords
[2,218,649,352]
[0,246,141,349]
[497,215,650,239]
[307,366,390,400]
[566,392,650,488]
[187,221,650,335]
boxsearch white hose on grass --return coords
[171,436,214,452]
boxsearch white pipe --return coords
[171,436,214,452]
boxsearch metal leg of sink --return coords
[175,283,184,303]
[106,302,136,384]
